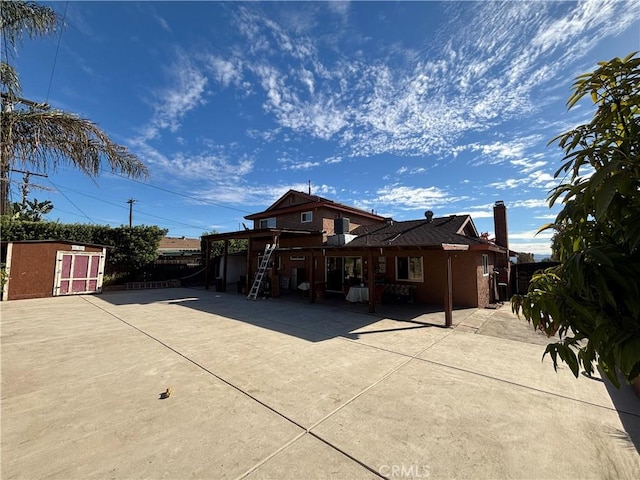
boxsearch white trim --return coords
[482,254,489,276]
[2,242,13,301]
[53,251,106,296]
[259,217,276,228]
[301,211,313,223]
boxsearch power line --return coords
[48,181,217,230]
[46,1,69,103]
[100,168,253,214]
[47,179,94,223]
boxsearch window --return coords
[259,217,276,228]
[301,211,313,223]
[482,254,489,276]
[396,256,423,282]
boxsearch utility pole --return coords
[127,198,136,228]
[12,169,49,209]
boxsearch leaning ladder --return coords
[247,243,277,300]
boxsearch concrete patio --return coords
[1,288,639,479]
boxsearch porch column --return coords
[222,239,229,292]
[204,239,211,290]
[368,248,375,313]
[245,239,253,294]
[309,250,315,304]
[444,252,453,327]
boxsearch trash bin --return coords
[215,277,224,291]
[498,283,508,301]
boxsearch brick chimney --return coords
[493,200,511,300]
[493,200,508,250]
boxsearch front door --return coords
[53,251,106,296]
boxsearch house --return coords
[202,190,512,324]
[156,236,202,265]
[1,240,108,301]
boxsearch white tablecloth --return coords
[346,286,369,302]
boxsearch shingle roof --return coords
[158,237,201,251]
[244,189,385,222]
[348,216,486,247]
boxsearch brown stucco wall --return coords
[378,250,480,308]
[248,243,491,308]
[5,242,103,301]
[262,207,382,240]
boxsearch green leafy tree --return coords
[0,217,167,274]
[11,197,53,221]
[201,230,248,257]
[516,252,535,264]
[1,1,148,214]
[511,52,640,386]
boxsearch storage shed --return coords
[1,240,107,301]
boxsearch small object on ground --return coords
[160,387,172,399]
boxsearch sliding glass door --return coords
[325,256,362,293]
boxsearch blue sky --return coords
[9,0,640,256]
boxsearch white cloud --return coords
[137,54,208,142]
[486,178,528,190]
[373,184,454,210]
[453,210,495,219]
[205,56,243,87]
[324,155,342,164]
[511,199,549,209]
[509,241,553,256]
[510,158,547,173]
[510,229,554,240]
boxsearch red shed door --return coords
[54,250,105,296]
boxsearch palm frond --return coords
[1,109,149,179]
[0,62,21,96]
[0,0,58,52]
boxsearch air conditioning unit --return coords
[334,218,350,234]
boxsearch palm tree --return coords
[0,0,148,214]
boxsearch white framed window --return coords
[301,211,313,223]
[395,256,423,282]
[259,217,276,228]
[482,254,489,276]
[290,256,306,261]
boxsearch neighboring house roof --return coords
[347,215,496,249]
[158,237,201,255]
[244,189,386,223]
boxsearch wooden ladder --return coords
[247,243,277,300]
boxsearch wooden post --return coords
[309,250,315,303]
[204,239,211,290]
[368,248,375,313]
[445,252,453,327]
[222,239,229,292]
[245,238,253,294]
